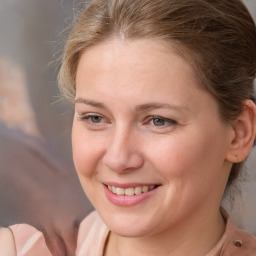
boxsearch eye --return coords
[78,113,107,124]
[152,117,167,126]
[147,116,177,127]
[87,115,104,123]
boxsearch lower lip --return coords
[104,185,158,207]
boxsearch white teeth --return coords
[116,187,125,195]
[107,185,156,196]
[134,187,142,195]
[125,187,135,196]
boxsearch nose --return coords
[102,128,144,173]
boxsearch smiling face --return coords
[73,38,233,238]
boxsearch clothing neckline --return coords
[99,208,229,256]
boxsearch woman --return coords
[1,0,256,255]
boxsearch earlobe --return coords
[226,100,256,163]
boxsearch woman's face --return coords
[73,38,233,237]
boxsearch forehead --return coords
[75,38,219,117]
[76,38,198,89]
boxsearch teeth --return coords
[116,187,125,195]
[142,186,148,193]
[134,187,142,195]
[125,188,135,196]
[107,185,156,196]
[149,185,155,190]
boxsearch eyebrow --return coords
[74,98,106,108]
[75,98,188,112]
[135,103,187,112]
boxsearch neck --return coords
[105,206,225,256]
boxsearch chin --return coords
[99,210,158,238]
[111,223,154,238]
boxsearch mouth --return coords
[105,184,159,196]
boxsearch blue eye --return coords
[79,114,105,124]
[88,115,104,123]
[152,117,166,126]
[149,116,177,127]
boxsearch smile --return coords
[107,185,157,196]
[104,183,160,207]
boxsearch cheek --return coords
[147,129,227,183]
[146,131,228,216]
[72,125,104,178]
[72,127,107,206]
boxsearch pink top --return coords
[9,209,256,256]
[9,224,52,256]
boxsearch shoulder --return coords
[221,209,256,255]
[8,224,52,256]
[0,227,16,256]
[223,225,256,255]
[76,211,110,256]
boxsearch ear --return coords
[226,99,256,163]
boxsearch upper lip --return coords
[103,182,161,188]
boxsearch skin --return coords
[72,38,254,256]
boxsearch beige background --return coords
[0,0,255,236]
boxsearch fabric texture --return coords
[9,224,52,256]
[9,209,256,256]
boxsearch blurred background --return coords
[0,1,93,254]
[0,0,255,252]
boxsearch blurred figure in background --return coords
[0,0,255,255]
[0,1,92,255]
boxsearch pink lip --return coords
[104,182,157,188]
[103,184,159,207]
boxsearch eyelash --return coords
[77,113,177,129]
[78,114,107,124]
[145,116,177,128]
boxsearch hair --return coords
[58,0,256,191]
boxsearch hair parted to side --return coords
[58,0,256,191]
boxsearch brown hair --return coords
[58,0,256,189]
